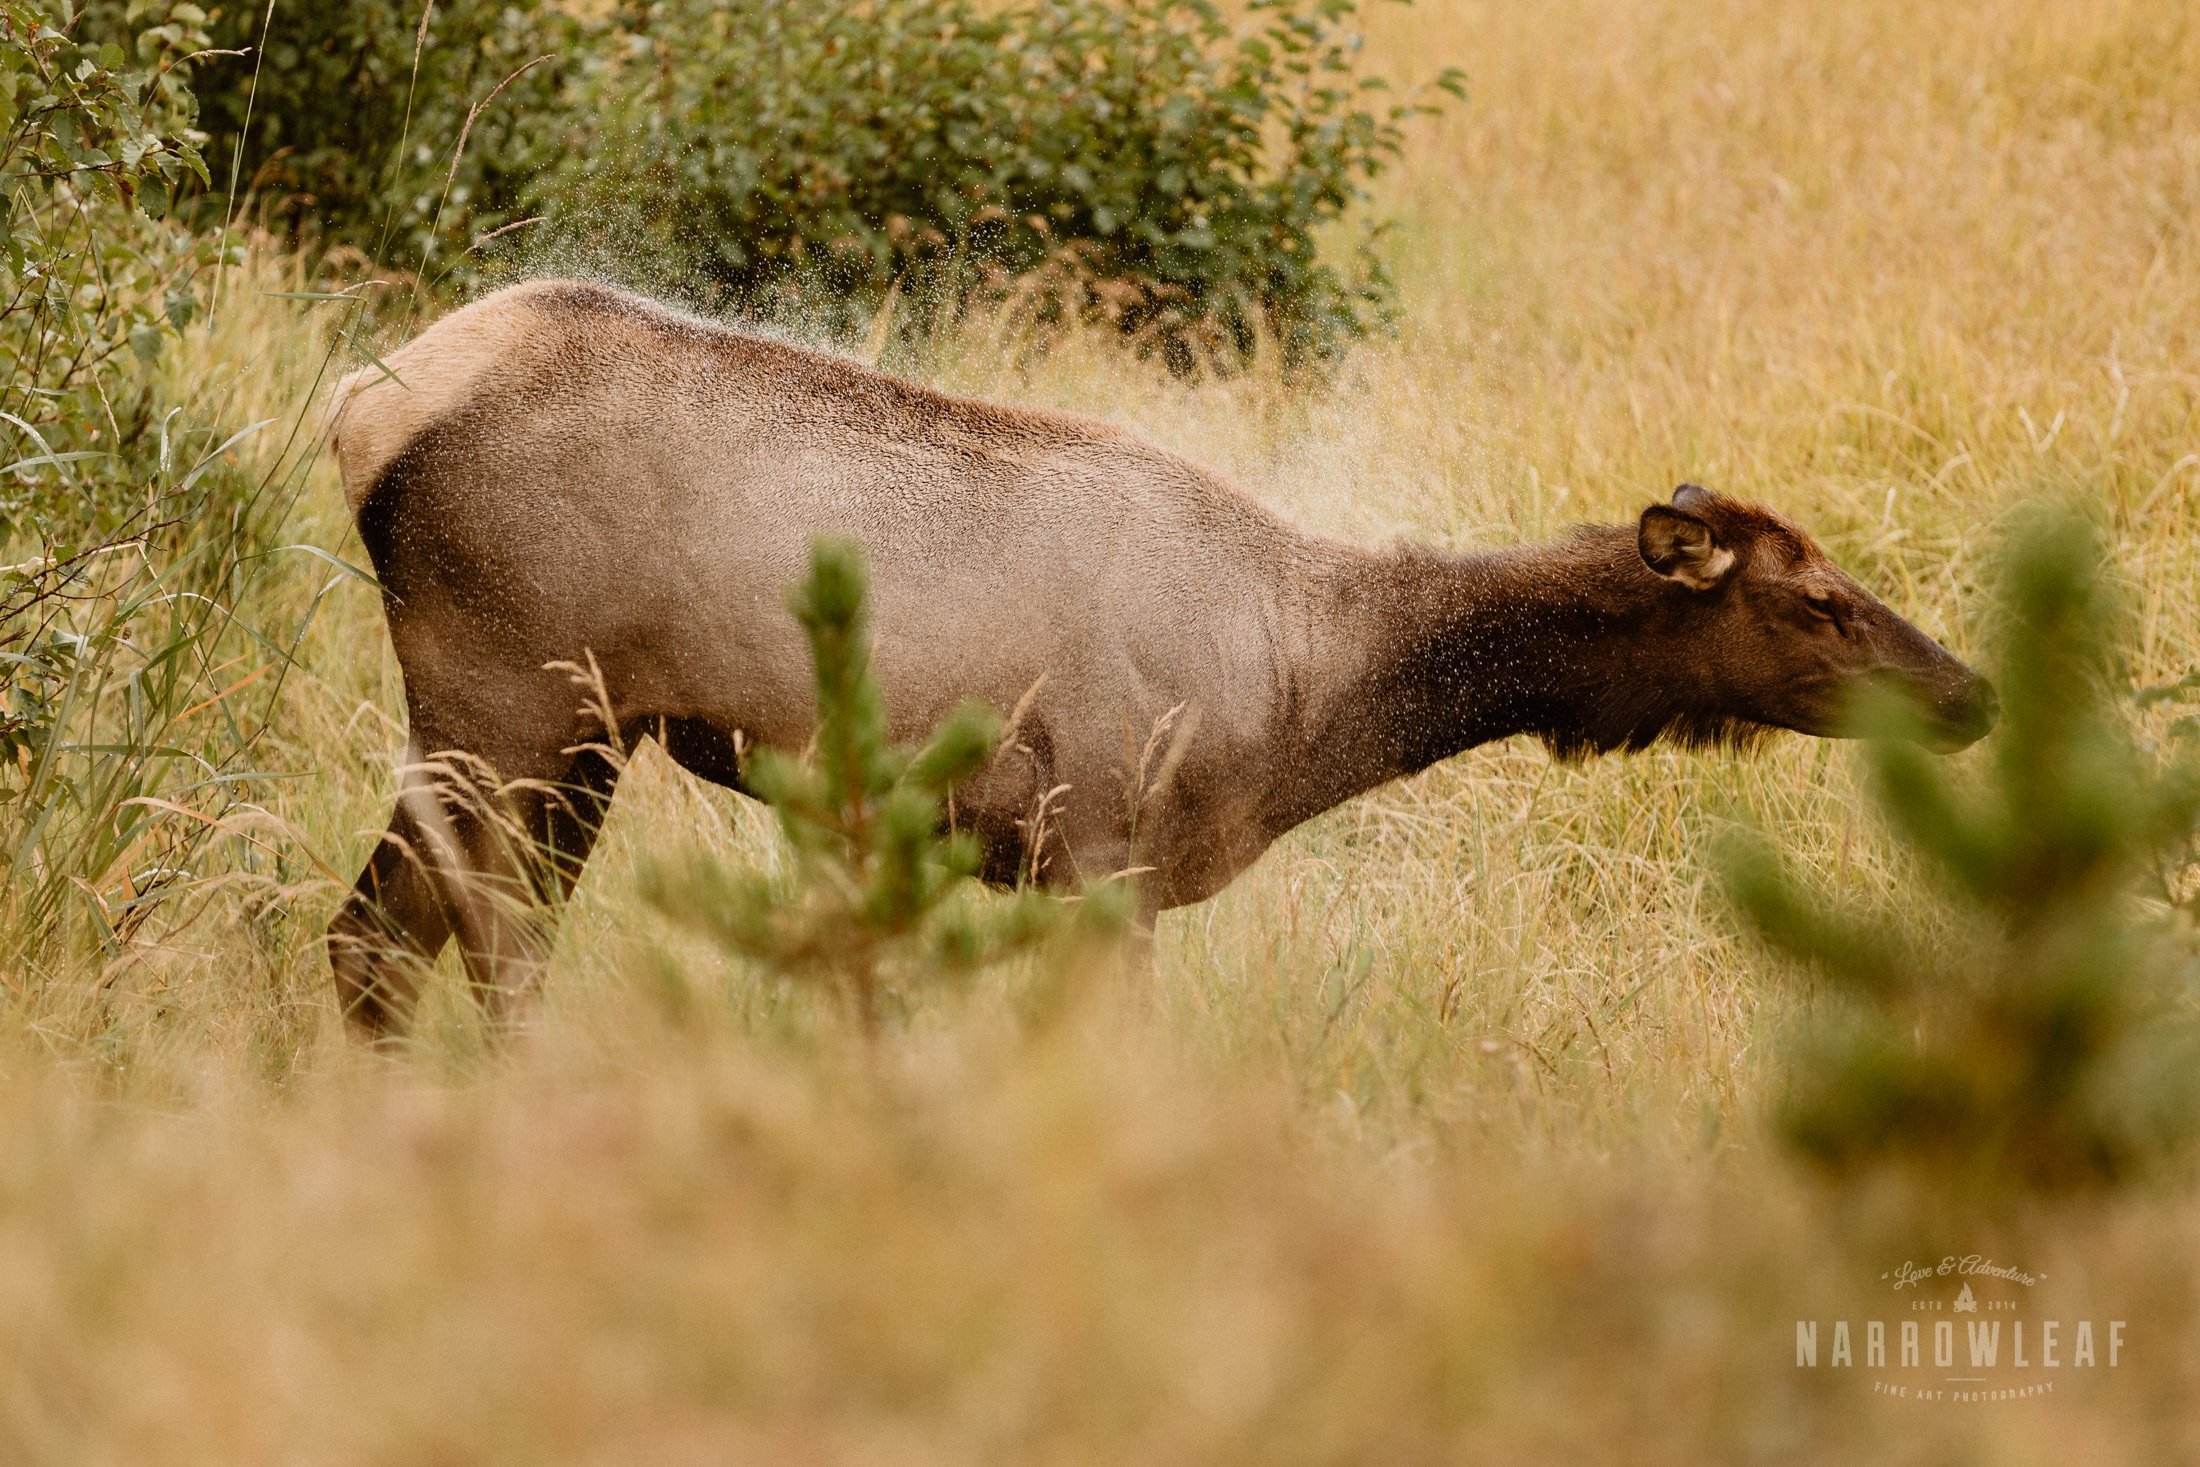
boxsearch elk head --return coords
[1637,484,1998,750]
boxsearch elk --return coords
[325,279,1997,1035]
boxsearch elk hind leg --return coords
[329,793,454,1040]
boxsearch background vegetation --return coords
[3,0,2199,1461]
[155,0,1459,370]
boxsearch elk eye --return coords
[1804,593,1840,624]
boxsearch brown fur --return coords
[325,281,1995,1035]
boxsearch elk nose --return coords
[1944,676,1999,744]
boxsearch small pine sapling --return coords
[1724,508,2200,1197]
[644,538,1126,1033]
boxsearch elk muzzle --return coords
[1868,662,1998,751]
[1927,669,2000,750]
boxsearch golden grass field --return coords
[4,0,2198,1460]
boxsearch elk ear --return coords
[1639,502,1734,590]
[1670,482,1714,512]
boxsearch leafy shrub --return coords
[0,1,279,965]
[532,0,1462,371]
[642,539,1125,1035]
[2,0,226,646]
[0,0,220,533]
[150,0,566,269]
[1724,509,2200,1198]
[141,0,1459,372]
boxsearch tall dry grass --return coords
[3,0,2197,1461]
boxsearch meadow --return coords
[2,0,2197,1460]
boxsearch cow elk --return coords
[325,281,1997,1035]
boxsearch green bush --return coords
[1724,509,2200,1199]
[532,0,1462,371]
[144,0,1459,372]
[0,0,282,966]
[80,0,566,268]
[0,0,220,535]
[1,0,229,604]
[641,539,1126,1036]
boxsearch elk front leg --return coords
[416,756,574,1031]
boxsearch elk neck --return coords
[1263,526,1708,834]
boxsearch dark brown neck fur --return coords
[1268,528,1754,835]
